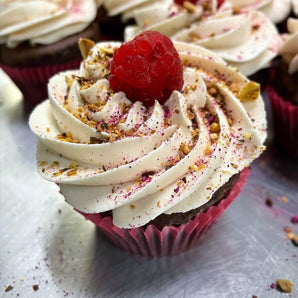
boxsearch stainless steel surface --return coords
[1,69,297,298]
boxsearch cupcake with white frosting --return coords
[29,31,266,256]
[267,17,298,160]
[99,0,173,40]
[0,0,102,107]
[125,1,282,78]
[227,0,293,24]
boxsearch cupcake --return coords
[266,17,298,160]
[99,0,168,40]
[124,0,221,41]
[29,31,266,257]
[0,0,102,108]
[125,1,282,79]
[226,0,292,24]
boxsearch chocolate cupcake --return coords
[124,0,282,86]
[29,32,266,256]
[266,17,298,160]
[0,0,102,108]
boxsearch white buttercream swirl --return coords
[293,0,298,16]
[227,0,293,24]
[125,3,282,76]
[124,0,221,41]
[0,0,99,48]
[29,41,266,228]
[279,17,298,74]
[102,0,172,20]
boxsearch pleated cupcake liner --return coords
[1,59,81,108]
[266,86,298,161]
[78,168,249,257]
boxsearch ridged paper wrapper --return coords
[78,168,250,257]
[267,86,298,161]
[1,59,81,108]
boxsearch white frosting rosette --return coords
[293,0,298,16]
[227,0,294,24]
[0,0,100,48]
[103,0,172,20]
[279,17,298,74]
[125,2,282,76]
[29,41,266,228]
[124,0,219,41]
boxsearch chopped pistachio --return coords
[183,1,197,13]
[276,279,294,293]
[238,81,260,102]
[78,38,95,59]
[210,122,220,133]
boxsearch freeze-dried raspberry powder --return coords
[109,31,183,106]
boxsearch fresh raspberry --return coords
[109,31,183,106]
[217,0,224,7]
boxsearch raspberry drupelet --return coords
[109,31,184,106]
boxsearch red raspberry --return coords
[109,31,183,106]
[217,0,224,7]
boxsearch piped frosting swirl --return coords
[29,41,266,228]
[0,0,99,48]
[125,2,282,76]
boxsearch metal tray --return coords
[1,69,297,298]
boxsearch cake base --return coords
[79,168,249,257]
[0,22,101,108]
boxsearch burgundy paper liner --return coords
[266,86,298,161]
[79,168,250,257]
[0,59,81,108]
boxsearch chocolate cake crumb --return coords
[265,197,273,207]
[276,279,294,293]
[33,285,39,291]
[252,295,258,298]
[5,285,13,292]
[149,172,240,228]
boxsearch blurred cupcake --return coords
[226,0,292,24]
[29,31,266,257]
[267,17,298,160]
[124,0,221,41]
[0,0,102,108]
[99,0,170,40]
[125,1,282,80]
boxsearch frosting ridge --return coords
[0,0,99,47]
[125,2,282,76]
[29,41,266,228]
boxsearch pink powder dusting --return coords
[174,186,179,193]
[72,4,82,14]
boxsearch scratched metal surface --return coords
[1,69,297,298]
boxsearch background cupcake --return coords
[99,0,168,40]
[266,17,298,160]
[227,0,293,24]
[0,0,102,108]
[29,32,266,257]
[124,1,282,82]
